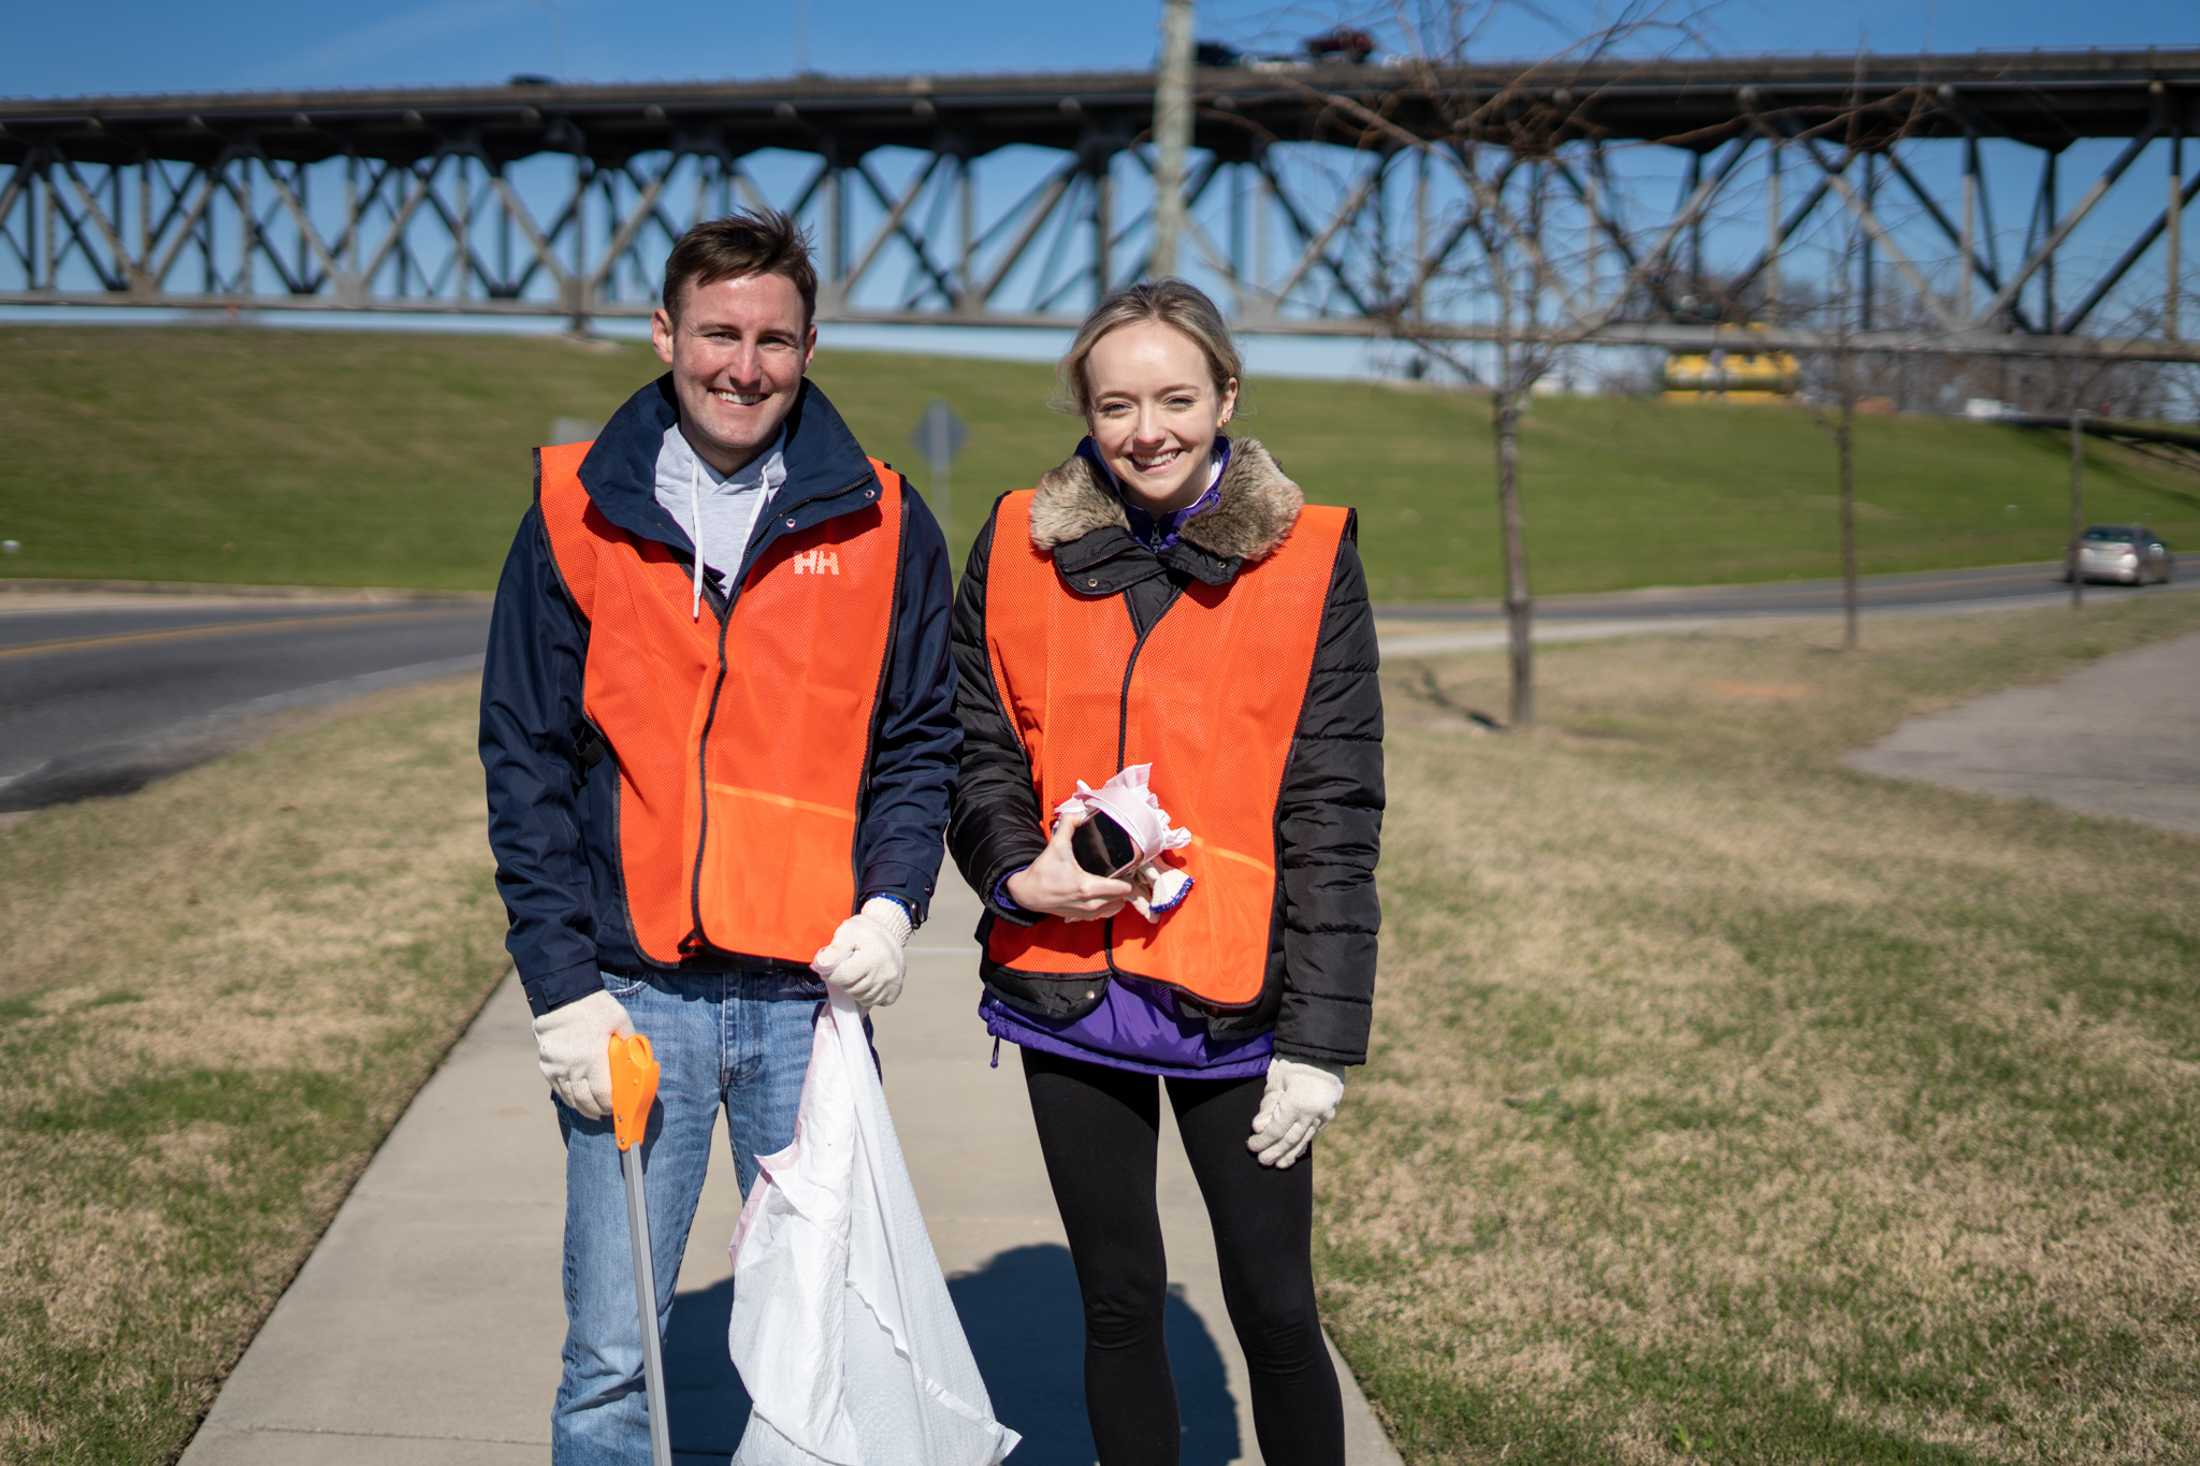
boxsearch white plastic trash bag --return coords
[728,990,1020,1465]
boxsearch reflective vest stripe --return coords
[980,489,1348,1006]
[1185,836,1274,878]
[705,784,860,823]
[535,440,903,966]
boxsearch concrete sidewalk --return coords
[1848,628,2200,836]
[178,869,1402,1465]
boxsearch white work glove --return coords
[1126,862,1194,923]
[811,896,913,1010]
[1247,1056,1346,1168]
[531,989,635,1120]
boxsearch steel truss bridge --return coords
[2,49,2197,361]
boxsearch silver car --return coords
[2067,524,2176,585]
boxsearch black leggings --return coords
[1021,1047,1344,1466]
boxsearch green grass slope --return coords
[1,325,2194,598]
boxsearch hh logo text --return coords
[790,549,842,576]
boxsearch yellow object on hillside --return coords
[1662,323,1799,403]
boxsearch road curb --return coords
[0,577,487,603]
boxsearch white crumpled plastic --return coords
[1052,763,1194,921]
[727,991,1020,1466]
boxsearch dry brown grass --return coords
[0,677,508,1466]
[1320,597,2200,1465]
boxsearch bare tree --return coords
[1294,0,1716,726]
[2066,364,2088,610]
[1783,155,1871,649]
[1834,308,1862,648]
[1248,7,2183,694]
[1737,53,1945,651]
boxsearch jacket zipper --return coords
[1102,581,1184,975]
[684,473,878,954]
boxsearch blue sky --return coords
[4,0,2193,99]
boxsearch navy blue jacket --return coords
[480,374,960,1016]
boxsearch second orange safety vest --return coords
[535,440,904,968]
[980,489,1349,1007]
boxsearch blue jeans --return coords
[551,965,827,1465]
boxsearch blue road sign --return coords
[912,399,968,469]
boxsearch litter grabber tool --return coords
[608,1032,673,1466]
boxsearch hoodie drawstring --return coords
[687,452,705,621]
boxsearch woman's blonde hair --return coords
[1056,278,1243,416]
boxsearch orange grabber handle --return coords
[608,1032,660,1153]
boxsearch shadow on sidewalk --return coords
[665,1277,748,1463]
[658,1245,1239,1464]
[950,1243,1241,1466]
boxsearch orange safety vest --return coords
[980,489,1349,1007]
[535,440,904,968]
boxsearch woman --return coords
[947,279,1383,1464]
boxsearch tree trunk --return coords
[1838,346,1859,650]
[2069,406,2086,611]
[1494,368,1534,726]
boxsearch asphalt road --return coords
[0,560,2188,812]
[1375,560,2191,622]
[1376,561,2196,659]
[0,595,490,811]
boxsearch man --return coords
[479,209,958,1462]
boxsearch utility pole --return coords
[1151,0,1195,278]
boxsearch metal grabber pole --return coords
[608,1032,672,1466]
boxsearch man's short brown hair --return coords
[661,209,819,326]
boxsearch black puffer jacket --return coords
[947,439,1384,1066]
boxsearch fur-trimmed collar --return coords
[1029,439,1304,564]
